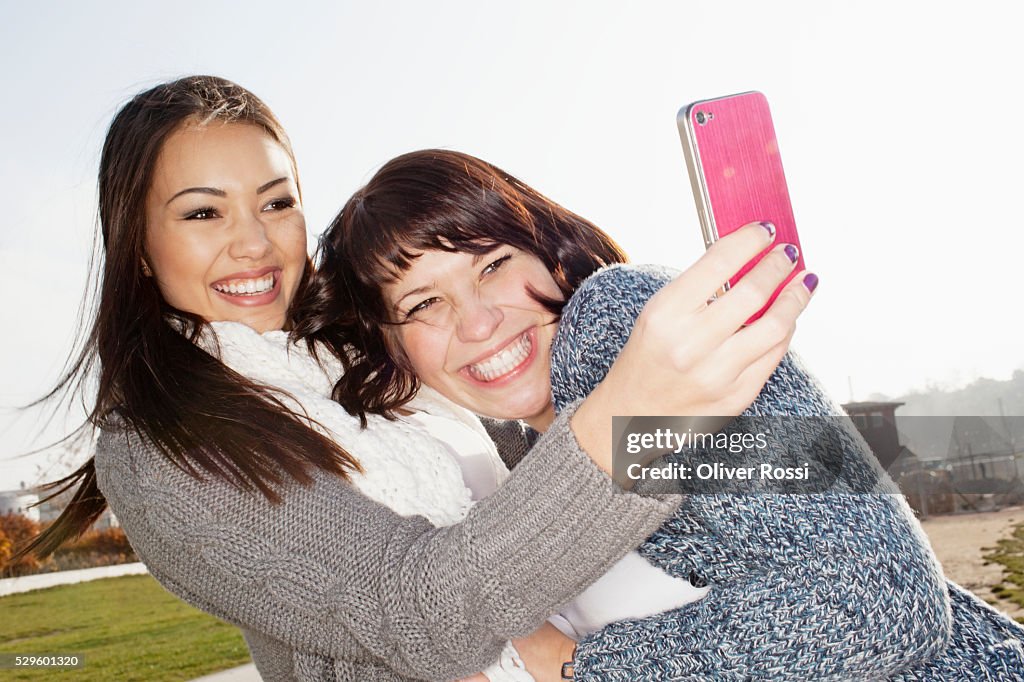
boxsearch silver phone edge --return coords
[677,103,719,251]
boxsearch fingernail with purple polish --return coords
[784,244,799,263]
[761,221,776,240]
[803,273,819,293]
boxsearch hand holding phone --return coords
[678,91,806,318]
[570,222,814,475]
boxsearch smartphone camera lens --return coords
[695,110,714,126]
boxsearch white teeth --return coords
[468,333,532,381]
[213,274,275,296]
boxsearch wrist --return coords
[560,643,577,680]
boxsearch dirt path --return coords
[920,504,1024,620]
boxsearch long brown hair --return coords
[19,76,360,560]
[295,149,627,425]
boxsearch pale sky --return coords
[2,0,1022,487]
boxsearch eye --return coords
[263,196,297,212]
[482,253,512,276]
[183,207,219,220]
[405,297,440,320]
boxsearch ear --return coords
[141,259,153,277]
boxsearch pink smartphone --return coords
[678,91,804,317]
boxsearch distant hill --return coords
[868,370,1024,461]
[875,370,1024,417]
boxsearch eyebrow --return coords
[257,177,289,194]
[165,177,290,206]
[391,247,504,311]
[166,186,225,205]
[393,284,434,312]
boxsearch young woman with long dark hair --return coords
[304,148,1024,679]
[16,78,825,681]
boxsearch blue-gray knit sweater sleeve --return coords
[552,265,1024,680]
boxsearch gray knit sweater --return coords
[93,403,679,681]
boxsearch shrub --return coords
[52,526,137,571]
[0,512,53,577]
[0,515,137,577]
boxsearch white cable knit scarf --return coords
[203,321,485,525]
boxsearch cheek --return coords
[276,222,309,271]
[284,219,309,257]
[537,270,565,301]
[398,326,450,380]
[515,263,564,309]
[145,230,216,299]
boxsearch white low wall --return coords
[0,562,148,597]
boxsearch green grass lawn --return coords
[985,519,1024,622]
[0,574,250,681]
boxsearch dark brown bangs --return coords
[338,150,549,287]
[298,148,629,422]
[376,237,501,284]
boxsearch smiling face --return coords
[143,121,307,333]
[383,245,563,431]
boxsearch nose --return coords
[228,212,273,260]
[456,296,503,343]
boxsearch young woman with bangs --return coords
[302,148,1024,680]
[17,76,833,682]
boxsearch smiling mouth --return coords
[467,331,534,382]
[211,272,277,297]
